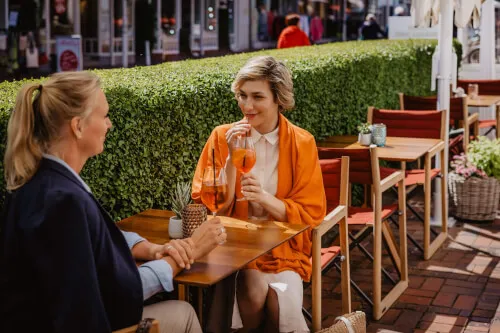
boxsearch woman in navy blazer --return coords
[0,72,227,333]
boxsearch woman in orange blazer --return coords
[192,56,326,333]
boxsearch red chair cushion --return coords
[380,167,440,186]
[309,246,342,269]
[479,119,497,129]
[347,205,399,225]
[402,94,465,125]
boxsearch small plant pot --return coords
[358,133,372,146]
[168,216,183,239]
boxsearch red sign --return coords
[54,0,66,15]
[59,50,78,71]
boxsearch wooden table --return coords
[318,135,447,319]
[467,95,500,107]
[467,95,500,139]
[118,209,310,323]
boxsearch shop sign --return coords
[56,35,83,72]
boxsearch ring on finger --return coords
[166,245,174,252]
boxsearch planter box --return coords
[449,172,500,221]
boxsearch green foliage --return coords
[0,39,449,220]
[468,137,500,180]
[171,181,192,218]
[357,122,371,134]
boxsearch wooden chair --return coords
[399,93,479,150]
[304,156,351,332]
[368,107,448,260]
[457,79,500,139]
[113,319,160,333]
[317,147,407,320]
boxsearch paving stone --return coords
[422,277,445,292]
[432,292,458,307]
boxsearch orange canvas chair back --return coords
[318,148,373,186]
[319,158,343,211]
[458,79,500,95]
[369,108,444,140]
[400,94,465,128]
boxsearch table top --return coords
[467,95,500,107]
[117,209,309,287]
[318,135,443,162]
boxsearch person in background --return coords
[257,4,269,41]
[360,13,386,40]
[298,2,310,40]
[277,13,311,49]
[192,56,326,333]
[310,10,324,44]
[0,72,227,333]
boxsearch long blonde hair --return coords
[4,72,101,190]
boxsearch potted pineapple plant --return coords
[357,122,372,146]
[449,137,500,221]
[170,181,192,239]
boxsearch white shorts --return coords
[231,269,310,333]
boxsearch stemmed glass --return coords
[231,135,256,201]
[200,166,228,219]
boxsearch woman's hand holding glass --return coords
[240,173,266,203]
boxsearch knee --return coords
[169,300,197,318]
[237,273,268,308]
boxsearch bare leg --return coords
[236,269,269,332]
[264,287,280,333]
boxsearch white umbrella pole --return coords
[433,0,453,224]
[479,0,495,79]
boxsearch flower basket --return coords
[448,172,500,221]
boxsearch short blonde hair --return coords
[231,56,295,112]
[4,72,101,190]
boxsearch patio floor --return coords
[303,192,500,333]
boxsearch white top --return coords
[248,126,279,218]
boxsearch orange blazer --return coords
[192,114,326,282]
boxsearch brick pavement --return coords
[303,194,500,333]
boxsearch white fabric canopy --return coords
[411,0,484,28]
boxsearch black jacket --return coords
[0,158,143,332]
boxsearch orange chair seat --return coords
[380,167,440,187]
[479,119,497,128]
[309,246,342,269]
[347,205,398,225]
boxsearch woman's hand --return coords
[155,239,195,269]
[191,217,227,259]
[241,173,266,203]
[225,118,251,155]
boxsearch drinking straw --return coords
[212,148,218,211]
[242,131,247,168]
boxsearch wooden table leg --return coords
[424,151,448,260]
[178,284,187,301]
[382,221,401,273]
[198,287,203,328]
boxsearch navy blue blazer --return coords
[0,158,143,332]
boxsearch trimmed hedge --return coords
[0,39,457,220]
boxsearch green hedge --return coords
[0,39,454,220]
